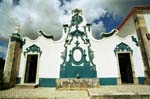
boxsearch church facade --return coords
[3,6,150,87]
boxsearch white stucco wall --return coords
[117,15,145,77]
[144,14,150,33]
[117,16,135,38]
[18,34,145,79]
[18,14,145,79]
[19,35,65,78]
[88,32,144,78]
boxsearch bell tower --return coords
[4,26,22,87]
[60,9,97,78]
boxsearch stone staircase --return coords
[1,85,150,99]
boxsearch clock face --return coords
[73,49,82,62]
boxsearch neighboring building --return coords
[117,6,150,84]
[3,6,150,88]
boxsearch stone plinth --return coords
[56,78,99,89]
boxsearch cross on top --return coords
[72,8,82,15]
[15,26,20,34]
[75,40,80,47]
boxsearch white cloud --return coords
[58,0,108,39]
[60,0,107,22]
[0,0,64,41]
[92,21,106,39]
[0,0,148,42]
[60,0,127,39]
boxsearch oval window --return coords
[73,49,82,62]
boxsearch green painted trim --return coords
[39,30,54,39]
[11,33,21,39]
[102,29,117,37]
[63,24,69,33]
[131,36,139,46]
[99,78,117,85]
[138,77,145,84]
[22,39,26,46]
[11,33,21,42]
[10,36,21,43]
[71,9,83,26]
[60,66,97,78]
[39,78,56,87]
[15,77,56,87]
[24,44,42,56]
[16,77,145,87]
[60,39,97,78]
[114,42,133,54]
[69,30,85,38]
[10,33,23,48]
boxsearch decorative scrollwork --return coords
[24,44,42,56]
[114,42,133,54]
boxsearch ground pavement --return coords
[0,85,150,99]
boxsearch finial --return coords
[72,8,82,15]
[15,26,20,34]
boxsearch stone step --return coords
[90,95,150,99]
[56,78,99,89]
[15,83,38,88]
[1,85,150,99]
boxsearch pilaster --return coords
[4,33,22,87]
[134,11,150,84]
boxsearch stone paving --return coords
[88,85,150,96]
[0,85,150,99]
[0,88,89,99]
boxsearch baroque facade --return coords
[3,6,150,87]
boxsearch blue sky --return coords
[0,0,150,58]
[0,41,7,58]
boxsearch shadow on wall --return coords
[0,57,5,72]
[0,57,5,90]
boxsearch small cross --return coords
[75,41,80,47]
[15,26,20,33]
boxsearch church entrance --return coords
[24,54,38,83]
[118,53,134,84]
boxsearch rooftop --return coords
[117,6,150,30]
